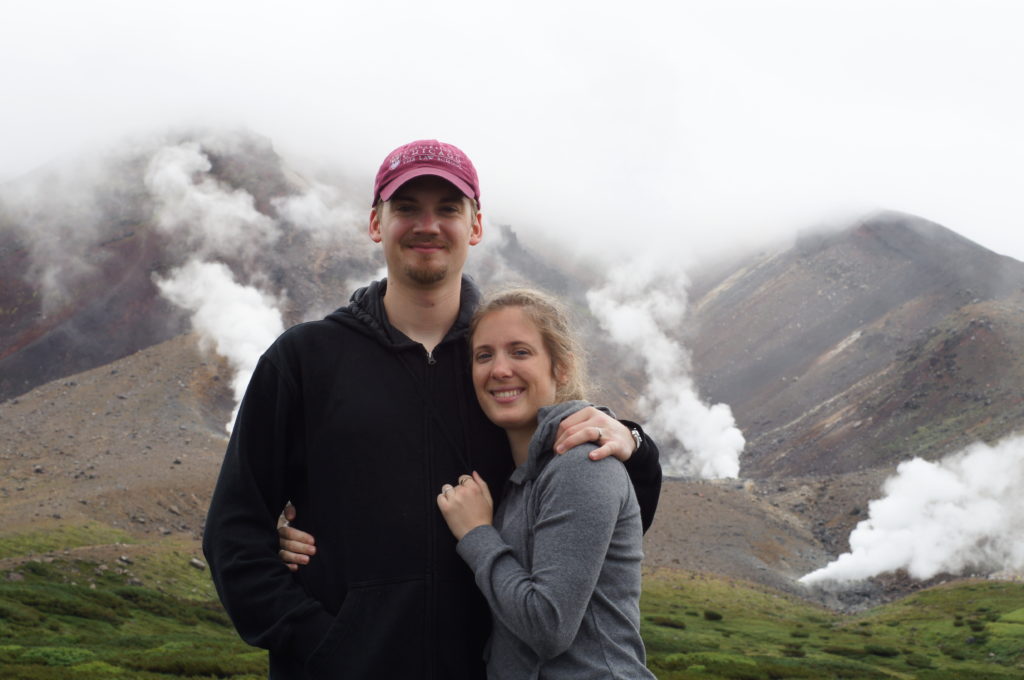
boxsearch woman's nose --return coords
[491,355,513,378]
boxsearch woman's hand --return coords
[277,502,316,571]
[437,472,493,541]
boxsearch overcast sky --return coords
[3,0,1022,263]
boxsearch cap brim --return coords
[379,168,476,203]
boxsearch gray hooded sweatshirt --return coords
[457,401,656,679]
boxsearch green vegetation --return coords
[0,558,260,679]
[2,527,1024,679]
[641,568,1024,679]
[0,522,135,560]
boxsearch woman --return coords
[437,288,655,679]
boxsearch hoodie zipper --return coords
[424,345,438,680]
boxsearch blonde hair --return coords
[470,288,589,402]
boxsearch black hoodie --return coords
[202,277,661,679]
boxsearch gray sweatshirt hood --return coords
[510,401,614,484]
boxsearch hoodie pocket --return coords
[304,579,426,678]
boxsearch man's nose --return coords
[413,211,442,232]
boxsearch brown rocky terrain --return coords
[0,334,836,597]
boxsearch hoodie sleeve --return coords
[456,448,634,660]
[620,419,662,532]
[202,350,335,665]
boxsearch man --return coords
[202,140,661,679]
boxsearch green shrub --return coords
[905,652,934,669]
[966,632,990,645]
[703,610,723,621]
[0,586,119,623]
[789,629,810,638]
[20,646,97,666]
[0,598,43,625]
[823,645,866,658]
[864,644,900,657]
[780,643,806,658]
[648,615,687,630]
[112,587,197,624]
[68,660,123,676]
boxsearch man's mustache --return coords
[403,237,448,249]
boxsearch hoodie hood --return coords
[325,276,482,349]
[510,401,615,484]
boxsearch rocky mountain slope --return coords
[687,212,1024,478]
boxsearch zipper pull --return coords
[426,349,437,365]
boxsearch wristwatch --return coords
[630,427,642,452]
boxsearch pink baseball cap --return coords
[372,140,480,207]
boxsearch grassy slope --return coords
[1,526,1023,679]
[641,568,1024,679]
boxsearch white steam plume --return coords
[144,136,381,431]
[145,142,279,257]
[145,140,289,431]
[155,260,284,432]
[586,259,744,478]
[800,434,1024,586]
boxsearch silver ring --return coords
[595,427,603,442]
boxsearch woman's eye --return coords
[475,352,492,362]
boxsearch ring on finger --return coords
[595,427,603,443]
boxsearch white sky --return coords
[2,0,1023,262]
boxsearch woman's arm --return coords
[454,449,632,660]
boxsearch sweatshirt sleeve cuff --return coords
[456,524,507,569]
[620,419,656,468]
[289,608,337,663]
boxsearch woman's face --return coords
[471,306,560,436]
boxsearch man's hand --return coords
[554,407,636,462]
[437,472,493,541]
[277,502,316,572]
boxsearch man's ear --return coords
[369,207,383,243]
[469,210,483,246]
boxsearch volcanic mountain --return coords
[2,130,1023,600]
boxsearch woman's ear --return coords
[554,360,570,387]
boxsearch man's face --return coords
[369,175,483,288]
